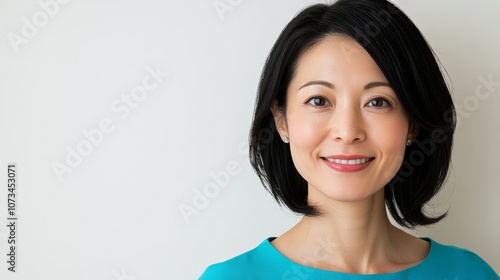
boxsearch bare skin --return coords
[271,189,430,274]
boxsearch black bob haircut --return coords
[249,0,456,228]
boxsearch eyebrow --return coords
[364,81,392,89]
[298,80,392,90]
[298,80,334,90]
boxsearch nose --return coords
[329,104,366,144]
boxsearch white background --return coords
[0,0,498,279]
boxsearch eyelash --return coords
[366,97,392,108]
[305,96,393,108]
[306,96,329,107]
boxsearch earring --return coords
[406,139,412,146]
[283,136,289,143]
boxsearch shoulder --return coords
[199,238,279,280]
[424,238,499,279]
[430,238,491,265]
[199,251,254,280]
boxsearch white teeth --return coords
[324,158,372,165]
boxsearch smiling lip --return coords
[321,155,374,173]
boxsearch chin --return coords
[309,183,385,204]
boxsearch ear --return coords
[270,101,288,139]
[408,122,419,141]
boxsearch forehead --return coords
[292,35,387,86]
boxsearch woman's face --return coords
[273,35,414,205]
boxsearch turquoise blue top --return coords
[200,237,498,279]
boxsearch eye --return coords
[366,97,391,108]
[306,97,329,107]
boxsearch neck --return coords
[274,188,420,273]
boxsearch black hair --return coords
[249,0,456,228]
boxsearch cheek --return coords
[286,113,328,153]
[372,125,407,149]
[285,113,330,177]
[369,116,409,168]
[381,117,408,144]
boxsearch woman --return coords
[200,0,499,279]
